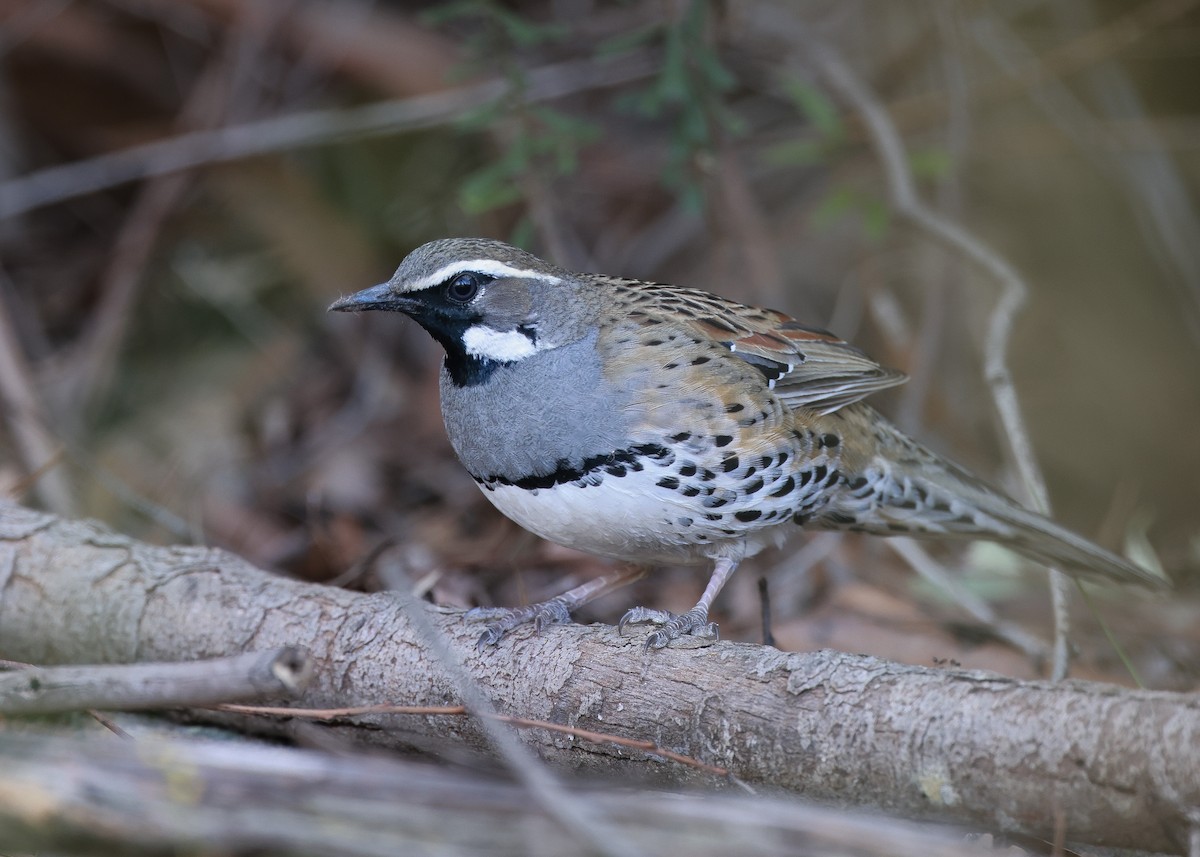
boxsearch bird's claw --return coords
[618,606,719,649]
[467,599,574,649]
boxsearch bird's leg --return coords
[469,565,647,649]
[619,556,740,650]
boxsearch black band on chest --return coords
[477,443,673,490]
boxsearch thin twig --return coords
[886,538,1048,665]
[0,52,658,220]
[0,648,312,715]
[757,576,776,648]
[377,555,644,857]
[805,38,1073,679]
[880,0,1200,143]
[969,6,1200,344]
[896,3,970,433]
[0,267,75,515]
[219,700,732,778]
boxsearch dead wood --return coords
[0,500,1196,853]
[0,647,310,715]
[0,728,1000,857]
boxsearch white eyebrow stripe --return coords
[402,260,563,292]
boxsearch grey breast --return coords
[438,329,634,482]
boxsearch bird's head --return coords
[330,238,593,385]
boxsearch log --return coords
[0,729,991,857]
[0,501,1196,852]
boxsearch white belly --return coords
[477,469,782,566]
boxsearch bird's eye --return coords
[444,273,486,304]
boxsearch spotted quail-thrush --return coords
[330,238,1164,650]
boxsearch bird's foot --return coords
[618,606,719,650]
[467,598,573,649]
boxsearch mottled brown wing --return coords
[616,280,907,415]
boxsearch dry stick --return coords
[713,140,786,307]
[0,648,311,715]
[806,40,1075,681]
[0,269,74,516]
[383,567,644,857]
[63,15,323,421]
[2,503,1197,852]
[895,3,970,435]
[969,8,1200,344]
[886,538,1049,665]
[219,702,731,778]
[881,0,1199,143]
[0,729,1004,857]
[0,52,658,220]
[0,657,135,735]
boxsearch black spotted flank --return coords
[480,443,672,491]
[769,476,795,497]
[714,435,734,447]
[734,510,762,522]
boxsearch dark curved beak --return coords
[328,282,417,313]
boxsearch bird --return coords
[329,237,1165,650]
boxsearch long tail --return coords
[825,420,1166,589]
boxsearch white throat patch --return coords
[462,326,541,362]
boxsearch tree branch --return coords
[0,648,310,715]
[0,502,1195,853]
[0,729,999,857]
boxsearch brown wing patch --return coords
[606,278,906,414]
[777,320,846,343]
[732,331,794,351]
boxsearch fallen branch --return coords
[0,729,993,857]
[0,648,310,715]
[0,53,657,220]
[0,501,1195,852]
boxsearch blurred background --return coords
[1,0,1197,685]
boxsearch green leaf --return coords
[811,186,857,229]
[762,138,829,167]
[458,155,525,214]
[455,99,507,132]
[658,26,689,102]
[783,78,843,140]
[861,197,891,242]
[697,44,737,93]
[491,6,567,47]
[619,87,667,118]
[419,1,478,27]
[909,147,954,180]
[595,23,661,58]
[508,216,535,250]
